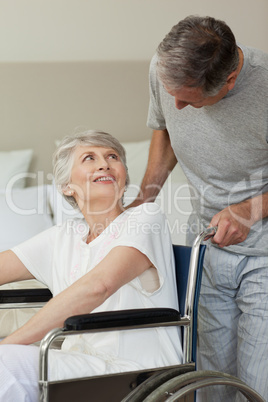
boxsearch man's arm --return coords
[210,192,268,248]
[128,129,177,208]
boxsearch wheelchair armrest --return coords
[0,288,52,304]
[64,308,181,331]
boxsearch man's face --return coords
[166,84,229,110]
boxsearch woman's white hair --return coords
[53,130,129,209]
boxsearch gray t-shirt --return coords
[147,44,268,256]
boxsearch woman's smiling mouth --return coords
[93,175,116,183]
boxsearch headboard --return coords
[0,61,152,184]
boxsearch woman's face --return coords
[66,145,127,213]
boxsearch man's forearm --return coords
[226,191,268,228]
[130,129,177,207]
[249,191,268,222]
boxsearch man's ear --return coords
[226,71,238,91]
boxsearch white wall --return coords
[0,0,267,62]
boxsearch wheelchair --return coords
[0,227,264,402]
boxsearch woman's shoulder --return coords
[124,203,165,224]
[127,202,162,214]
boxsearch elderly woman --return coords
[0,130,182,401]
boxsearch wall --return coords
[0,0,267,62]
[0,0,267,179]
[0,60,151,182]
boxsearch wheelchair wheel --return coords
[121,366,194,402]
[142,371,265,402]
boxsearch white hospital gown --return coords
[12,203,182,381]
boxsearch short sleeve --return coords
[11,226,56,288]
[106,203,174,295]
[147,54,167,131]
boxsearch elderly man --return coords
[131,15,268,401]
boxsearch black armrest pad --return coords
[64,308,180,331]
[0,288,52,303]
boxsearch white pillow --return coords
[155,179,193,245]
[0,149,33,189]
[122,140,150,184]
[0,185,53,252]
[122,139,192,244]
[122,139,188,185]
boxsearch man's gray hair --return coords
[157,15,240,96]
[53,130,129,209]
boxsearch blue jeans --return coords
[197,244,268,401]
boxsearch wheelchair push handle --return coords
[202,226,217,242]
[193,226,217,245]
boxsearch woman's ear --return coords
[62,185,74,196]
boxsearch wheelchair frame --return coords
[38,227,211,401]
[0,227,265,402]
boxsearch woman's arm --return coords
[0,246,152,345]
[128,129,177,207]
[0,250,35,285]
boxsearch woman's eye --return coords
[108,154,118,160]
[84,155,94,161]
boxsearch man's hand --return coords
[210,200,255,248]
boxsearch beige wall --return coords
[0,0,267,61]
[0,0,267,180]
[0,61,151,182]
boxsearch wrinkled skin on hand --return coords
[209,200,255,248]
